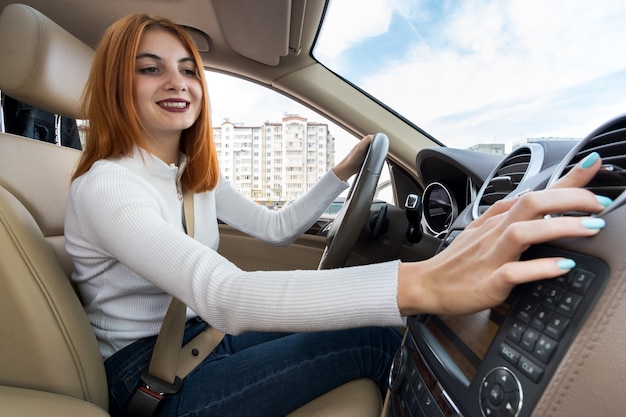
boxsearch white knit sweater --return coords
[65,149,403,359]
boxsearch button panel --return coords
[497,265,597,384]
[389,332,459,417]
[390,246,608,417]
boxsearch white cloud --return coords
[314,0,395,68]
[349,0,626,147]
[206,73,304,126]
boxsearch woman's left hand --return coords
[332,134,374,182]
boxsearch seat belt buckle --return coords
[140,369,183,395]
[123,370,182,417]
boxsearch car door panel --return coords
[217,223,326,271]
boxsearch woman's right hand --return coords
[397,152,607,317]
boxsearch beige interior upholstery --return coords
[0,2,107,411]
[0,135,108,409]
[0,386,110,417]
[287,378,382,417]
[0,3,380,416]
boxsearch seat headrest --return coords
[0,3,94,118]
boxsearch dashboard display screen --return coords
[423,182,456,235]
[423,302,510,380]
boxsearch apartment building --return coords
[213,114,336,205]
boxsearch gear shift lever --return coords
[405,193,423,243]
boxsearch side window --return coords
[205,71,393,208]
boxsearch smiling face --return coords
[134,28,203,154]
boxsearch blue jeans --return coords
[105,317,401,417]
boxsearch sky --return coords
[315,0,626,150]
[206,0,626,156]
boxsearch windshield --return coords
[314,0,626,150]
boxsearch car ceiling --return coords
[4,0,321,84]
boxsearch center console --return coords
[387,244,608,417]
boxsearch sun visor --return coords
[213,0,305,66]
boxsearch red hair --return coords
[72,14,219,192]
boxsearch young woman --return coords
[65,13,608,417]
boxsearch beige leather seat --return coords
[0,3,381,416]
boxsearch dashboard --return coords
[387,114,626,417]
[415,141,577,239]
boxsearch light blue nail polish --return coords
[581,218,606,229]
[596,195,613,207]
[557,259,576,270]
[580,152,600,169]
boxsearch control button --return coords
[420,391,445,417]
[530,307,552,331]
[481,403,497,417]
[407,365,419,384]
[556,292,582,317]
[569,269,595,294]
[507,322,526,343]
[494,368,520,393]
[502,392,521,417]
[480,368,522,417]
[554,273,569,287]
[401,382,420,416]
[521,328,541,352]
[517,356,544,382]
[399,396,418,417]
[529,282,547,299]
[487,383,505,406]
[542,286,563,309]
[517,302,536,323]
[544,314,569,340]
[534,335,558,363]
[407,365,426,401]
[499,343,521,366]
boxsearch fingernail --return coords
[596,195,613,207]
[580,152,600,169]
[581,218,606,229]
[557,258,576,270]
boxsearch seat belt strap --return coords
[124,187,225,417]
[176,324,226,378]
[148,297,187,384]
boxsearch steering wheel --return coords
[318,132,389,270]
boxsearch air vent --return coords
[472,144,544,218]
[548,118,626,200]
